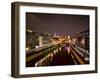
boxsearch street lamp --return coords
[68,36,70,39]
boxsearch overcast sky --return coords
[26,12,89,37]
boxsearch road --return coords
[50,46,75,66]
[26,43,89,67]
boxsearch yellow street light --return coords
[68,36,70,39]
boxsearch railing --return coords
[26,44,61,64]
[70,45,89,64]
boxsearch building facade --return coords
[77,29,89,50]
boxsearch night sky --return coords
[26,13,89,37]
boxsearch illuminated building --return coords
[77,29,89,50]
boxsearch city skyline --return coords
[26,12,89,37]
[26,13,90,67]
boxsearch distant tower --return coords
[54,33,57,37]
[38,36,43,47]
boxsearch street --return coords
[26,43,89,67]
